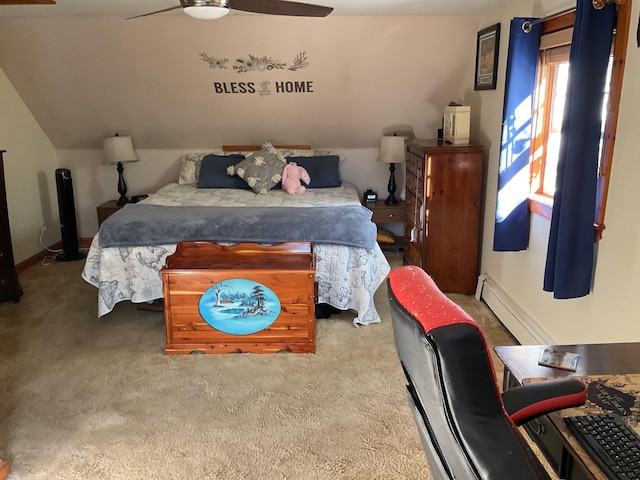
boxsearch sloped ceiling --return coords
[0,0,502,16]
[0,12,482,149]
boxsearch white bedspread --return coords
[81,183,391,325]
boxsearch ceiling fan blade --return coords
[0,0,55,4]
[228,0,332,17]
[126,5,183,20]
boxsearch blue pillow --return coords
[287,155,341,188]
[197,154,249,189]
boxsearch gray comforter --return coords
[99,204,376,249]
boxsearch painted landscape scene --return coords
[198,278,281,335]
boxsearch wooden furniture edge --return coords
[222,144,311,151]
[0,459,9,480]
[162,241,316,355]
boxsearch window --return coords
[528,5,630,241]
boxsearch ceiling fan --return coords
[127,0,333,20]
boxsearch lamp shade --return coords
[183,6,229,20]
[377,136,406,164]
[103,135,138,165]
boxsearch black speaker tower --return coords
[55,168,84,262]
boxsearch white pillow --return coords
[178,153,205,185]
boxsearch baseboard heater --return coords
[475,274,554,345]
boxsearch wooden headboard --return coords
[222,145,311,152]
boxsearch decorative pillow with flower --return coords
[227,143,287,194]
[178,153,208,185]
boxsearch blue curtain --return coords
[493,18,541,251]
[543,1,616,299]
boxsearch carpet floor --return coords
[0,252,519,479]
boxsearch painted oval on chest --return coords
[198,278,281,335]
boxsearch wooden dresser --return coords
[404,139,484,295]
[0,150,21,303]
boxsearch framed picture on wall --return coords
[474,23,500,90]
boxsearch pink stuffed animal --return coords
[281,162,311,194]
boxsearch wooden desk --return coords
[495,343,640,480]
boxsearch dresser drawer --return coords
[406,171,424,202]
[523,416,565,475]
[406,172,416,200]
[370,205,405,224]
[407,153,424,179]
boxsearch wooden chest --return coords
[161,241,316,354]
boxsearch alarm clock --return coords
[364,189,377,203]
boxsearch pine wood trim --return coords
[529,57,554,196]
[222,145,311,152]
[594,0,631,240]
[529,194,553,219]
[530,2,631,243]
[0,459,10,480]
[541,11,576,34]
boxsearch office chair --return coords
[387,266,587,480]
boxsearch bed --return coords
[81,145,391,326]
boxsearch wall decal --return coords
[200,51,309,73]
[200,51,314,96]
[200,55,229,69]
[212,80,314,95]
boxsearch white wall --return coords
[0,67,59,263]
[9,5,640,346]
[464,0,640,344]
[0,14,478,243]
[0,15,480,150]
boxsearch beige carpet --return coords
[0,252,518,479]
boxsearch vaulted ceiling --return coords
[0,0,503,17]
[0,1,492,150]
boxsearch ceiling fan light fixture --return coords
[183,5,229,19]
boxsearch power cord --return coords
[39,223,63,254]
[39,223,90,265]
[40,223,64,264]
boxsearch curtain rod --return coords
[522,0,623,33]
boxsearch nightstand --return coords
[97,200,124,226]
[363,199,406,251]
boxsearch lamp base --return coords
[385,162,398,205]
[116,161,129,206]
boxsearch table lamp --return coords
[103,133,139,205]
[377,135,405,205]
